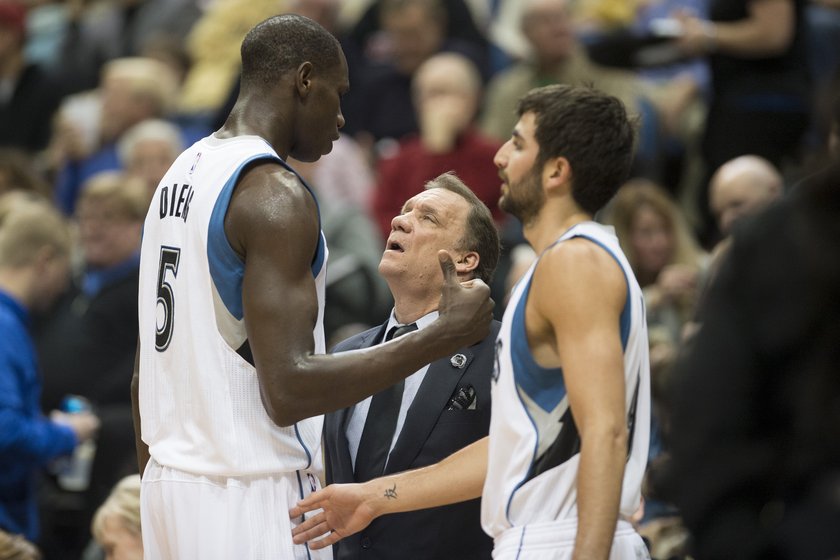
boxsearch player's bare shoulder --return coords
[225,161,319,257]
[533,237,625,309]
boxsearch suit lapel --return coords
[385,348,476,474]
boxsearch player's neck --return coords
[523,205,592,254]
[219,96,292,159]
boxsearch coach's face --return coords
[290,51,349,162]
[494,112,546,225]
[379,188,474,290]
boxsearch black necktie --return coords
[354,322,418,482]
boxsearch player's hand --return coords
[436,250,494,350]
[290,483,376,549]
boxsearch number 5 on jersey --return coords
[156,246,181,351]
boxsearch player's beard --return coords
[500,167,545,227]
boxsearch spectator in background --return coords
[85,475,142,560]
[671,0,812,245]
[702,154,783,289]
[480,0,701,189]
[117,119,184,195]
[691,155,783,328]
[345,0,490,76]
[372,52,503,239]
[49,56,179,215]
[36,171,147,423]
[709,155,783,238]
[34,172,147,559]
[0,1,63,154]
[341,0,490,147]
[667,156,840,560]
[601,179,707,355]
[42,0,202,97]
[0,196,99,544]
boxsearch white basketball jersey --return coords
[482,222,650,538]
[138,134,328,476]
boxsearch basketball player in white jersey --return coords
[291,84,652,560]
[131,14,493,560]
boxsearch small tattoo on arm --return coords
[384,484,398,500]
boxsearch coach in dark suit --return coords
[324,172,500,560]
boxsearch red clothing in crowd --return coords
[373,128,504,239]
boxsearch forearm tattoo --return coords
[384,484,398,500]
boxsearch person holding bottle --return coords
[0,195,100,543]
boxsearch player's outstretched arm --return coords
[290,437,489,549]
[229,165,494,426]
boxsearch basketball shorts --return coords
[493,518,650,560]
[141,457,331,559]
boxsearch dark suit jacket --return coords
[324,320,500,560]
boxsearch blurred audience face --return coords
[77,197,142,268]
[381,0,445,75]
[522,0,575,65]
[412,53,481,152]
[287,0,340,31]
[629,204,674,280]
[75,174,146,269]
[0,197,72,310]
[709,155,782,235]
[98,59,177,143]
[98,514,143,560]
[413,53,480,129]
[126,138,180,192]
[100,77,157,144]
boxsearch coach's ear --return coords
[543,156,572,195]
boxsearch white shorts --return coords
[141,458,332,560]
[493,518,650,560]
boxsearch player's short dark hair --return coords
[517,84,636,215]
[240,14,342,89]
[425,172,500,284]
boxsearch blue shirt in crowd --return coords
[0,289,77,541]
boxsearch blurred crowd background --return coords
[0,0,838,558]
